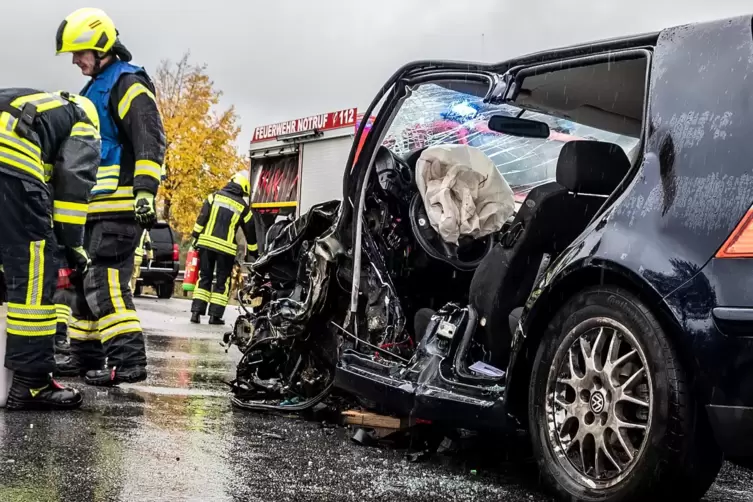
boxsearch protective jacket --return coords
[81,59,165,219]
[191,182,258,256]
[0,88,100,248]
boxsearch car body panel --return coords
[508,15,753,455]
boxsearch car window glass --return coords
[382,83,640,200]
[150,228,172,243]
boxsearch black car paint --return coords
[138,222,179,291]
[500,16,753,456]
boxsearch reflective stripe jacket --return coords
[191,183,258,256]
[0,88,100,248]
[81,59,166,220]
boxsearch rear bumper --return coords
[139,263,179,285]
[706,405,753,457]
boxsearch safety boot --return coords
[208,315,224,325]
[53,354,83,377]
[6,373,82,410]
[190,312,201,324]
[54,336,71,355]
[84,366,147,387]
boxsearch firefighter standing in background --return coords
[0,89,100,410]
[131,229,153,293]
[190,173,258,325]
[56,7,166,386]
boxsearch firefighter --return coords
[0,89,100,410]
[190,173,258,324]
[131,229,153,293]
[56,7,166,386]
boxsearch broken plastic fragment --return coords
[468,361,506,378]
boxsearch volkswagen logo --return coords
[590,392,605,414]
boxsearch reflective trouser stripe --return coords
[210,276,231,307]
[108,268,126,312]
[69,318,99,341]
[7,303,56,336]
[56,304,72,324]
[247,243,258,252]
[98,310,141,343]
[193,288,210,302]
[26,240,45,305]
[101,269,142,343]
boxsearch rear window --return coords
[149,226,173,244]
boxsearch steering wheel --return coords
[408,193,494,271]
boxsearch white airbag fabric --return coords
[415,144,515,244]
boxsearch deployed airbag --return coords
[415,145,515,244]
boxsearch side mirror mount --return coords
[487,114,550,139]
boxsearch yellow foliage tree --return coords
[154,52,248,238]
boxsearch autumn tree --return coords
[155,52,248,237]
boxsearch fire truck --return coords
[248,108,358,251]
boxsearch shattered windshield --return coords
[383,83,640,199]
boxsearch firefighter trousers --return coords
[69,220,147,370]
[53,246,73,344]
[191,247,234,318]
[0,174,58,375]
[53,288,73,344]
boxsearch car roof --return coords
[489,31,660,73]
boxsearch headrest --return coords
[555,140,631,195]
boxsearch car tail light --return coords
[717,207,753,258]
[173,243,180,261]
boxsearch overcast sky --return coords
[2,1,752,151]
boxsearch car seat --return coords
[468,140,632,366]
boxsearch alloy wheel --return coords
[545,317,653,488]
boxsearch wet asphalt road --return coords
[0,297,751,502]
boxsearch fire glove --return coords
[66,246,91,276]
[190,236,198,250]
[134,191,157,229]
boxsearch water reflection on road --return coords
[0,298,750,502]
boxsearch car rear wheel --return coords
[157,282,174,299]
[529,286,722,502]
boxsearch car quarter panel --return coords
[509,16,753,413]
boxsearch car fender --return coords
[503,226,700,420]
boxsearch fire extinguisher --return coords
[57,267,74,290]
[183,249,200,292]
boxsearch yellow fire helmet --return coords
[231,172,251,196]
[55,8,117,55]
[54,91,100,132]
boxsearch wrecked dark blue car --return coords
[230,14,753,502]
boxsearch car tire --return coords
[528,286,722,502]
[157,282,174,299]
